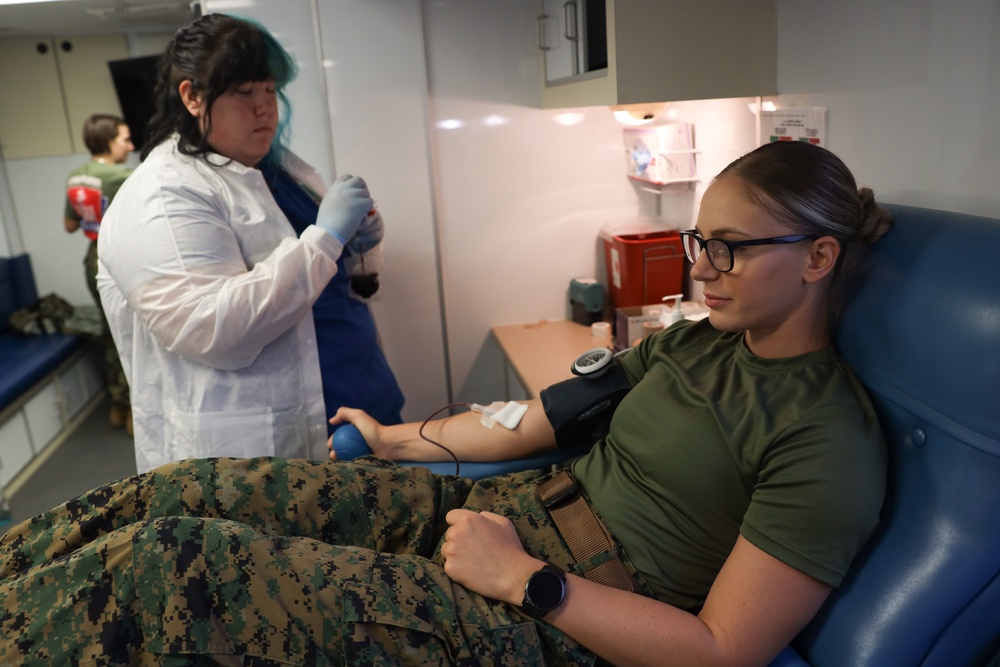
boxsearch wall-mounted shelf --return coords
[622,120,700,218]
[629,175,700,189]
[629,176,700,216]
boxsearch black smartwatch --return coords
[521,563,566,619]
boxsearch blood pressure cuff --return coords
[540,363,632,450]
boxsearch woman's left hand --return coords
[441,509,541,606]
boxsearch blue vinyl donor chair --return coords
[336,204,1000,666]
[768,204,1000,667]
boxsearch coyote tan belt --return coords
[536,470,636,592]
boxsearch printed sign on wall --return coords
[761,107,827,146]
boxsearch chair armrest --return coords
[405,447,591,479]
[768,645,810,667]
[331,424,588,480]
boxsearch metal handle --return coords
[537,14,551,51]
[563,1,579,41]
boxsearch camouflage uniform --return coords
[0,457,648,666]
[85,240,130,409]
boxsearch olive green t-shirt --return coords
[65,160,133,241]
[571,319,886,611]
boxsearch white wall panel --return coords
[6,153,99,306]
[313,0,448,420]
[776,0,1000,218]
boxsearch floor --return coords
[3,395,136,532]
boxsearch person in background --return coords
[95,13,402,474]
[1,140,892,665]
[64,113,134,434]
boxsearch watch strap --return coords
[521,563,567,619]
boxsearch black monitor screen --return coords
[108,54,162,151]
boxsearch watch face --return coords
[527,567,565,610]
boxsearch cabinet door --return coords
[0,413,33,488]
[55,34,129,154]
[614,0,776,104]
[0,35,128,159]
[541,0,607,84]
[0,38,73,158]
[504,362,530,402]
[540,0,576,82]
[542,0,776,108]
[23,381,63,454]
[58,346,104,420]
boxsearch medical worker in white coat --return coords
[97,14,400,473]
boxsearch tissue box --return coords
[615,305,663,350]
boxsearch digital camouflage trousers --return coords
[0,456,611,666]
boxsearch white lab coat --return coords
[97,136,342,473]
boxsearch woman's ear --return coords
[178,80,202,117]
[803,236,841,284]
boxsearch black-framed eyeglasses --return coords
[678,230,818,273]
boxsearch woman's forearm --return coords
[540,537,830,667]
[546,574,725,667]
[380,398,558,462]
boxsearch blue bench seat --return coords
[0,334,83,412]
[0,254,84,413]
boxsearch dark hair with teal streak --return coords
[144,13,297,167]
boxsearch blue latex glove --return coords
[347,209,385,254]
[316,174,373,244]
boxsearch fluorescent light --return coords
[553,112,585,126]
[482,115,509,128]
[0,0,66,5]
[748,100,777,114]
[609,103,667,126]
[613,110,653,126]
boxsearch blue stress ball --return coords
[331,424,373,460]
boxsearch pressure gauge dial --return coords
[571,347,614,377]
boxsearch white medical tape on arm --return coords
[471,401,528,430]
